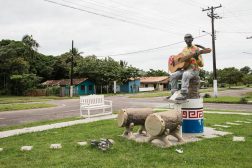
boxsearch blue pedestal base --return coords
[182,119,204,133]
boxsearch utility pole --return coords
[202,4,222,98]
[70,40,74,97]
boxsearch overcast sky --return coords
[1,0,252,72]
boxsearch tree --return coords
[240,66,251,75]
[145,69,168,77]
[22,35,39,51]
[242,74,252,86]
[10,74,42,95]
[218,67,243,88]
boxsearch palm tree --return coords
[22,34,39,51]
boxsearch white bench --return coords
[80,95,112,117]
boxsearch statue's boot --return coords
[175,93,187,100]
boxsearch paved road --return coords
[0,88,252,127]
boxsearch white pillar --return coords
[213,80,218,97]
[70,86,73,97]
[113,81,117,94]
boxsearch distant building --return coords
[120,78,140,93]
[140,76,169,91]
[42,78,95,96]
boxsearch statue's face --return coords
[185,37,193,46]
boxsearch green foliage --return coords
[242,74,252,86]
[22,34,39,51]
[76,56,141,92]
[10,74,42,95]
[203,93,211,98]
[240,66,251,74]
[239,97,248,104]
[218,67,243,88]
[145,69,168,77]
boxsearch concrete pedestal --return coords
[181,98,204,133]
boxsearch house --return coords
[140,76,169,91]
[120,78,140,93]
[42,78,95,96]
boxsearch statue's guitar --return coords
[168,48,211,73]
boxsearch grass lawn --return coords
[203,96,244,104]
[0,96,79,104]
[128,91,170,98]
[0,113,251,168]
[0,103,57,112]
[244,92,252,101]
[204,109,252,113]
[0,96,80,112]
[128,88,228,99]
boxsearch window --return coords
[145,84,148,87]
[81,85,85,91]
[88,85,93,91]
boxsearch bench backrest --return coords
[80,95,104,106]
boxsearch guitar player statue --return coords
[168,34,211,100]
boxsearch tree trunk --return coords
[117,108,153,127]
[145,110,182,136]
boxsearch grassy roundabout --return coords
[0,113,251,168]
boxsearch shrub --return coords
[203,93,211,98]
[239,97,248,104]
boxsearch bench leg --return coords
[88,109,90,118]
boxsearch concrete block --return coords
[21,146,33,151]
[50,144,62,149]
[233,136,245,142]
[77,142,87,146]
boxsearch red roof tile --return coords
[140,76,169,84]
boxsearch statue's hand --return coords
[193,50,199,60]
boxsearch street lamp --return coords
[202,30,211,36]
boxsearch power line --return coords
[44,0,182,34]
[242,52,252,55]
[105,0,201,30]
[74,0,185,33]
[218,31,252,34]
[96,34,208,57]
